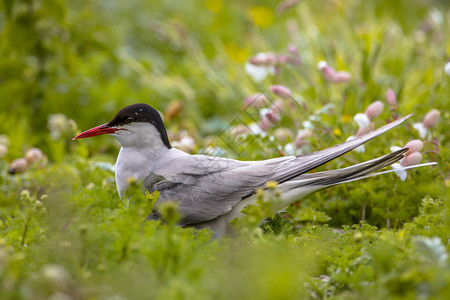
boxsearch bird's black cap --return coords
[107,103,171,149]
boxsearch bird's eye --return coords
[125,117,134,123]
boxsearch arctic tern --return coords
[74,103,416,236]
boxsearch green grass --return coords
[0,0,449,299]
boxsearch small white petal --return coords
[302,120,313,129]
[392,163,407,181]
[412,122,429,139]
[390,146,402,152]
[353,113,370,128]
[245,63,269,82]
[248,123,264,135]
[317,61,328,70]
[445,62,450,76]
[284,143,296,155]
[259,108,272,117]
[355,145,365,153]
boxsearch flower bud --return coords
[296,129,312,139]
[365,101,384,120]
[386,89,397,108]
[273,128,294,142]
[249,52,277,66]
[318,61,351,83]
[404,139,423,155]
[259,116,273,131]
[334,71,352,83]
[165,101,183,121]
[8,158,28,174]
[355,122,375,137]
[0,144,7,158]
[270,85,292,99]
[0,135,10,146]
[422,109,440,129]
[270,100,285,114]
[243,93,268,108]
[294,137,307,149]
[230,125,251,137]
[25,148,44,164]
[401,152,423,167]
[294,129,311,149]
[288,44,298,55]
[266,111,280,123]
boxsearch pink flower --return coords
[259,116,273,131]
[0,144,7,158]
[249,52,277,66]
[386,89,397,109]
[401,152,423,167]
[230,125,251,137]
[8,158,28,174]
[266,111,280,123]
[294,129,312,149]
[270,100,285,114]
[404,139,423,156]
[270,85,292,99]
[318,61,352,83]
[365,101,384,120]
[355,123,375,137]
[423,109,440,129]
[243,93,269,108]
[288,44,298,55]
[25,148,44,164]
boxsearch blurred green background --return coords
[0,0,449,299]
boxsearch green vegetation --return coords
[0,0,449,299]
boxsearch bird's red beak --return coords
[72,124,121,140]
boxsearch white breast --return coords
[115,146,188,198]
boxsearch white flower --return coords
[245,63,275,82]
[302,120,313,129]
[445,62,450,76]
[412,122,429,139]
[391,163,407,181]
[284,143,297,155]
[353,113,370,129]
[248,123,265,136]
[390,146,402,152]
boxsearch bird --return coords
[73,103,414,236]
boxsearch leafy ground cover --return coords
[0,0,449,299]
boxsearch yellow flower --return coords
[205,0,222,13]
[248,6,274,27]
[341,114,352,123]
[224,43,250,63]
[333,128,342,136]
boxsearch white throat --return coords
[112,122,169,197]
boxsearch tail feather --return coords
[290,148,407,188]
[275,114,412,183]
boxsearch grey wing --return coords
[149,155,294,225]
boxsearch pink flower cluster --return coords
[318,61,352,83]
[391,140,424,181]
[8,148,47,175]
[413,109,441,139]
